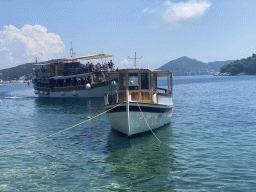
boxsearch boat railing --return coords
[140,90,158,104]
[156,87,173,94]
[105,88,172,105]
[105,90,119,105]
[106,90,158,105]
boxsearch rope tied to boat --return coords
[0,102,123,155]
[136,102,172,147]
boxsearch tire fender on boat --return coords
[111,81,116,86]
[86,83,91,90]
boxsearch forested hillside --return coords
[0,59,65,81]
[220,54,256,75]
[157,56,232,76]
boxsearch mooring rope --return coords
[0,103,122,155]
[136,102,172,147]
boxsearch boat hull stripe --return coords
[107,105,173,113]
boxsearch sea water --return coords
[0,75,256,191]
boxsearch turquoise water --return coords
[0,75,256,191]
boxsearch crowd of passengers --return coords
[86,60,115,73]
[49,77,91,89]
[35,60,116,77]
[35,77,90,88]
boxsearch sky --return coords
[0,0,256,70]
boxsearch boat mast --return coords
[70,42,75,58]
[101,50,103,64]
[128,52,143,68]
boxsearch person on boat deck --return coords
[65,78,71,86]
[85,77,89,84]
[103,63,108,71]
[75,67,81,74]
[86,62,90,67]
[73,78,77,86]
[98,74,104,82]
[76,78,79,85]
[89,63,95,72]
[96,63,101,72]
[81,77,85,85]
[107,62,111,71]
[109,60,114,71]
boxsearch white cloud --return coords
[142,6,160,14]
[143,0,211,26]
[0,24,65,68]
[119,59,133,69]
[8,52,14,63]
[163,1,211,22]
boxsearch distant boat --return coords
[32,54,118,98]
[105,68,173,136]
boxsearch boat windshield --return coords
[141,72,149,90]
[119,73,126,90]
[128,73,138,90]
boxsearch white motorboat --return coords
[105,68,173,136]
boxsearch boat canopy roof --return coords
[117,68,172,77]
[34,59,78,66]
[75,54,113,60]
[50,73,91,80]
[34,54,112,66]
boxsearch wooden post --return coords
[90,74,94,84]
[170,72,173,94]
[126,90,130,135]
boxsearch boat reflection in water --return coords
[102,123,176,191]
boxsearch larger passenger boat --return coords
[33,54,118,98]
[105,68,173,136]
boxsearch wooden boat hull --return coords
[106,102,173,136]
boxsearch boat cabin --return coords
[106,68,173,105]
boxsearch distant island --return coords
[157,56,233,76]
[220,54,256,75]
